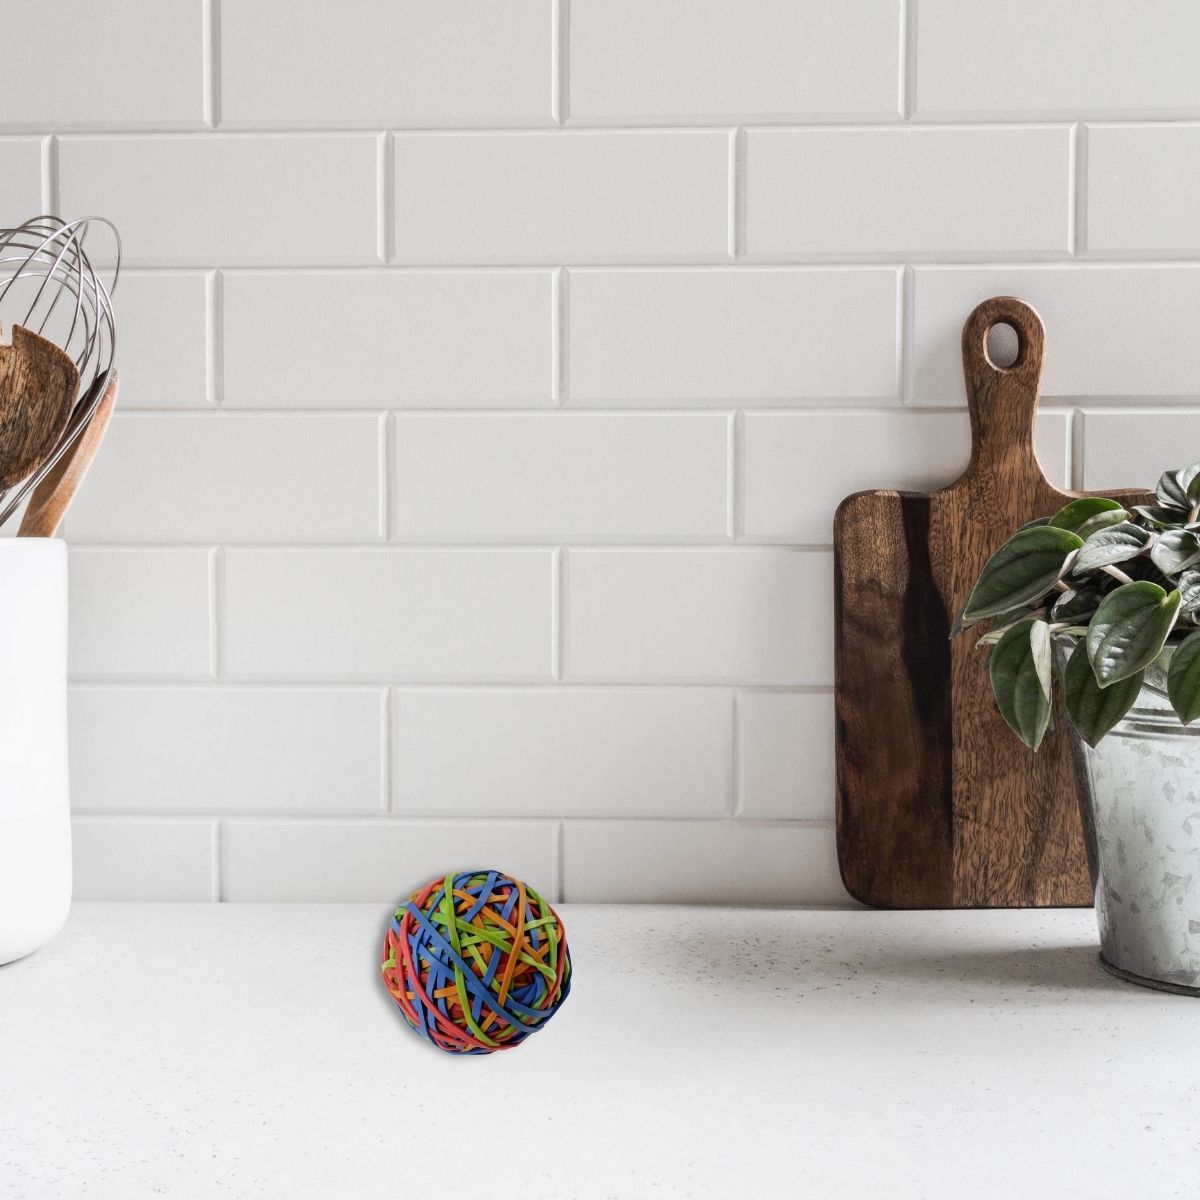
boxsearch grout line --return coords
[205,0,222,128]
[550,547,564,679]
[727,128,740,260]
[556,819,566,901]
[1074,122,1089,256]
[552,0,570,124]
[381,688,393,813]
[1072,408,1087,490]
[68,679,838,693]
[212,818,225,901]
[727,411,740,540]
[380,412,393,540]
[901,0,918,120]
[376,132,392,263]
[552,266,568,405]
[730,690,742,815]
[208,546,224,678]
[209,270,225,406]
[899,263,914,402]
[40,135,58,213]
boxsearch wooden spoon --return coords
[19,370,118,538]
[0,324,79,487]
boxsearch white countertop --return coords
[2,903,1197,1199]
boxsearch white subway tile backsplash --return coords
[568,268,899,403]
[69,549,211,678]
[0,3,205,129]
[221,0,553,127]
[58,136,380,266]
[741,411,1070,543]
[72,819,214,901]
[912,266,1200,401]
[70,688,384,813]
[111,273,209,408]
[224,549,553,680]
[0,138,44,215]
[222,271,552,407]
[63,414,382,542]
[393,413,728,539]
[743,128,1071,257]
[566,549,833,683]
[915,1,1200,117]
[562,820,844,904]
[393,688,732,817]
[223,820,558,901]
[738,691,834,820]
[1087,125,1200,253]
[393,132,730,263]
[1080,411,1200,491]
[569,0,901,122]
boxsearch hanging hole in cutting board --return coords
[985,321,1021,370]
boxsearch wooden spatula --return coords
[835,296,1153,909]
[0,325,79,487]
[19,371,118,538]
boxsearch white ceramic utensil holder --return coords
[0,540,70,965]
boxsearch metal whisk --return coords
[0,215,119,528]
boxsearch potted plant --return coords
[958,463,1200,994]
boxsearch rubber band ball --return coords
[381,869,572,1055]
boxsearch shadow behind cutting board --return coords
[834,296,1153,909]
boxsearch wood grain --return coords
[0,325,79,488]
[835,296,1153,908]
[20,371,118,538]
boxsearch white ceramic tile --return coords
[221,0,553,126]
[911,265,1200,401]
[58,136,380,266]
[110,273,209,408]
[1087,125,1200,253]
[743,127,1071,257]
[1080,410,1200,491]
[915,0,1200,117]
[738,691,834,820]
[562,819,844,903]
[569,0,901,121]
[565,549,833,683]
[393,131,730,263]
[741,410,1070,543]
[223,820,558,901]
[222,271,552,407]
[393,413,728,538]
[0,138,44,215]
[68,549,211,678]
[224,549,553,680]
[393,688,731,816]
[72,819,214,900]
[70,688,384,813]
[568,268,899,403]
[0,3,204,129]
[62,414,382,542]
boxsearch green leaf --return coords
[1151,528,1200,577]
[988,620,1053,750]
[1134,505,1187,530]
[1168,630,1200,725]
[1157,470,1191,511]
[1177,569,1200,615]
[1052,584,1103,624]
[962,526,1084,621]
[1074,508,1131,539]
[1072,522,1151,573]
[1061,638,1144,747]
[1187,464,1200,504]
[1047,497,1123,532]
[1086,581,1182,687]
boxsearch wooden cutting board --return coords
[835,296,1152,909]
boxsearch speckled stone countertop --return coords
[1,903,1197,1198]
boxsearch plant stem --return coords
[1102,564,1135,585]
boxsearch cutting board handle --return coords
[960,296,1046,489]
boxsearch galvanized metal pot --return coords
[1072,672,1200,995]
